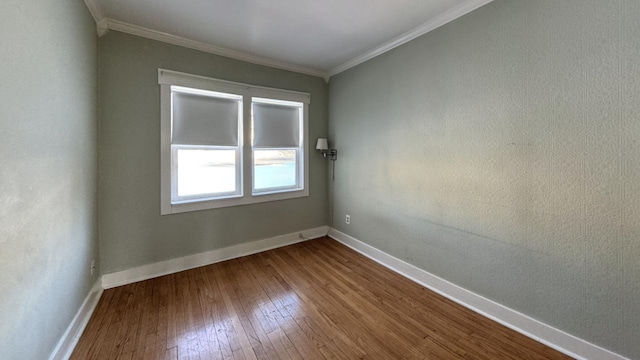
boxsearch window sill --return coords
[252,187,304,197]
[172,194,243,205]
[162,188,309,215]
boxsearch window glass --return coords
[253,150,297,191]
[175,148,237,198]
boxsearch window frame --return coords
[159,69,309,215]
[251,97,305,196]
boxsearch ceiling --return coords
[87,0,493,78]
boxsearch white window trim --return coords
[159,69,310,215]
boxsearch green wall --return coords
[98,31,328,274]
[0,0,99,359]
[328,0,639,358]
[2,1,636,358]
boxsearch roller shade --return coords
[253,102,301,148]
[172,91,240,146]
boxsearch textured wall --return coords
[98,31,328,274]
[329,0,639,358]
[0,1,99,359]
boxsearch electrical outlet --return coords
[91,260,96,276]
[345,214,351,225]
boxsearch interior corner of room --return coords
[1,0,638,359]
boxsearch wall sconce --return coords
[316,138,337,161]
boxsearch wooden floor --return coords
[72,237,571,360]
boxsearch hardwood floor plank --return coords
[212,262,259,360]
[72,238,572,360]
[218,261,273,359]
[194,268,226,359]
[249,253,365,360]
[164,347,178,360]
[265,247,429,359]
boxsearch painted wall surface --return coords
[329,0,639,358]
[98,31,328,274]
[0,1,99,359]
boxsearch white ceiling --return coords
[89,0,492,78]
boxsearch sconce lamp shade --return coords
[316,138,329,150]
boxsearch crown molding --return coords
[82,0,328,80]
[327,0,495,77]
[83,0,108,36]
[83,0,495,81]
[104,19,328,80]
[83,0,104,24]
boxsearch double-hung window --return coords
[170,87,243,202]
[159,69,309,214]
[252,98,304,194]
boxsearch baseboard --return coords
[328,228,628,360]
[49,279,104,360]
[102,226,329,289]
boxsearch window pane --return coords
[254,150,297,191]
[176,148,236,198]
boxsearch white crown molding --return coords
[96,18,109,37]
[82,0,327,80]
[83,0,108,36]
[83,0,104,24]
[102,226,329,289]
[104,18,329,80]
[328,228,630,360]
[48,279,103,360]
[83,0,496,81]
[327,0,495,77]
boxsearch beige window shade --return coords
[172,92,240,146]
[252,102,301,148]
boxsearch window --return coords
[252,98,303,194]
[170,87,243,203]
[159,69,309,214]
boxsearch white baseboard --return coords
[49,279,104,360]
[327,228,628,360]
[102,226,329,289]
